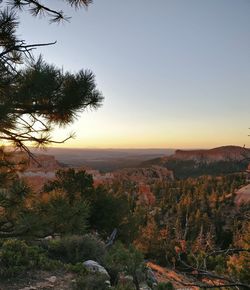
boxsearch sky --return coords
[18,0,250,149]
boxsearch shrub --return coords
[112,283,136,290]
[66,262,88,275]
[44,234,106,264]
[35,193,89,236]
[0,239,59,278]
[156,282,174,290]
[74,273,109,290]
[103,242,144,287]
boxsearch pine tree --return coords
[0,0,102,238]
[0,0,102,152]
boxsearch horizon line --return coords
[28,144,247,151]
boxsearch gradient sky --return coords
[18,0,250,149]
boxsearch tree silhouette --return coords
[0,0,102,153]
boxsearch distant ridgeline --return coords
[141,146,250,179]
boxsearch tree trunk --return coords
[133,274,140,290]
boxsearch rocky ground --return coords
[0,268,200,290]
[0,263,219,290]
[0,271,76,290]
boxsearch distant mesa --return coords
[169,145,250,162]
[8,145,250,194]
[140,145,250,180]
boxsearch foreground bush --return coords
[156,282,174,290]
[112,283,136,290]
[74,273,109,290]
[103,242,144,289]
[44,234,106,264]
[0,239,59,278]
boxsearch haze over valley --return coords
[30,148,174,171]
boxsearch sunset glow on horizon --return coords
[18,0,250,150]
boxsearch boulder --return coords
[139,282,152,290]
[46,276,57,283]
[83,260,110,278]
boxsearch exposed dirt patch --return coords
[0,270,76,290]
[147,262,199,289]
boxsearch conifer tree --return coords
[0,0,102,152]
[0,0,102,238]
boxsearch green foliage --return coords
[206,254,226,274]
[227,252,250,284]
[44,234,106,264]
[44,169,130,237]
[89,186,130,235]
[0,152,248,289]
[35,193,90,236]
[66,262,88,275]
[74,273,109,290]
[124,173,249,287]
[0,173,90,237]
[0,239,59,278]
[0,0,102,150]
[104,242,144,286]
[112,283,136,290]
[0,178,31,209]
[151,174,246,257]
[0,56,103,149]
[0,177,35,238]
[156,282,174,290]
[44,169,94,202]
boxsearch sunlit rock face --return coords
[16,154,61,192]
[26,154,61,172]
[114,166,173,183]
[170,146,250,162]
[137,183,156,205]
[235,184,250,205]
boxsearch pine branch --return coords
[0,41,57,58]
[9,0,92,22]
